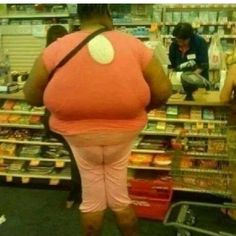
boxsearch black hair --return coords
[46,25,68,47]
[172,22,194,40]
[77,4,111,22]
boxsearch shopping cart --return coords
[164,201,236,236]
[164,130,236,236]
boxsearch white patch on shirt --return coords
[88,35,115,64]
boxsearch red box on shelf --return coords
[128,179,173,220]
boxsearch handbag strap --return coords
[48,27,109,80]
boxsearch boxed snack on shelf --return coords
[178,106,190,119]
[26,162,55,175]
[7,160,25,172]
[41,146,70,159]
[29,115,41,124]
[152,153,172,166]
[0,114,9,123]
[166,124,176,133]
[31,106,45,112]
[0,128,12,138]
[31,130,45,141]
[18,116,30,125]
[180,158,195,169]
[202,108,215,120]
[198,160,218,169]
[18,145,42,157]
[187,139,207,152]
[129,153,153,166]
[10,129,31,140]
[144,121,157,131]
[2,100,15,110]
[8,115,21,123]
[13,101,32,111]
[208,139,226,153]
[153,106,166,118]
[166,106,178,119]
[190,107,202,120]
[0,143,16,156]
[137,136,169,150]
[156,121,166,131]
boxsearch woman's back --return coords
[43,30,153,135]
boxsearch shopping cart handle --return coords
[223,202,236,208]
[219,232,236,236]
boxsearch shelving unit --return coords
[0,92,71,185]
[129,90,231,197]
[0,13,69,19]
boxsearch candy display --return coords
[129,153,153,166]
[152,154,172,166]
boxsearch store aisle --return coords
[0,186,175,236]
[0,186,236,236]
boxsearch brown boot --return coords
[81,210,105,236]
[113,205,138,236]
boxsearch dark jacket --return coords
[169,34,209,80]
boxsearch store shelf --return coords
[0,171,71,180]
[132,149,227,159]
[185,133,226,138]
[148,116,227,124]
[165,4,236,9]
[167,91,228,107]
[185,152,227,158]
[0,155,70,163]
[113,21,152,26]
[0,13,69,19]
[165,22,236,26]
[173,187,231,197]
[128,165,170,171]
[128,164,230,175]
[203,34,236,39]
[0,110,44,115]
[132,149,167,154]
[177,168,231,175]
[0,90,25,100]
[135,35,149,39]
[0,139,63,146]
[0,123,44,129]
[141,130,226,138]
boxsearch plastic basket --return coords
[128,179,173,220]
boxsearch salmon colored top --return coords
[42,30,153,135]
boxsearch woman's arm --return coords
[220,64,236,103]
[23,53,50,106]
[144,55,172,109]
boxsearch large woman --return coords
[24,4,172,236]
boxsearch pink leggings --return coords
[64,133,136,213]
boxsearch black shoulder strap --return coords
[48,27,109,80]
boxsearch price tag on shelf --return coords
[49,179,60,186]
[30,159,40,166]
[0,159,4,164]
[55,161,65,168]
[196,122,203,130]
[22,177,30,184]
[208,123,215,130]
[6,175,13,182]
